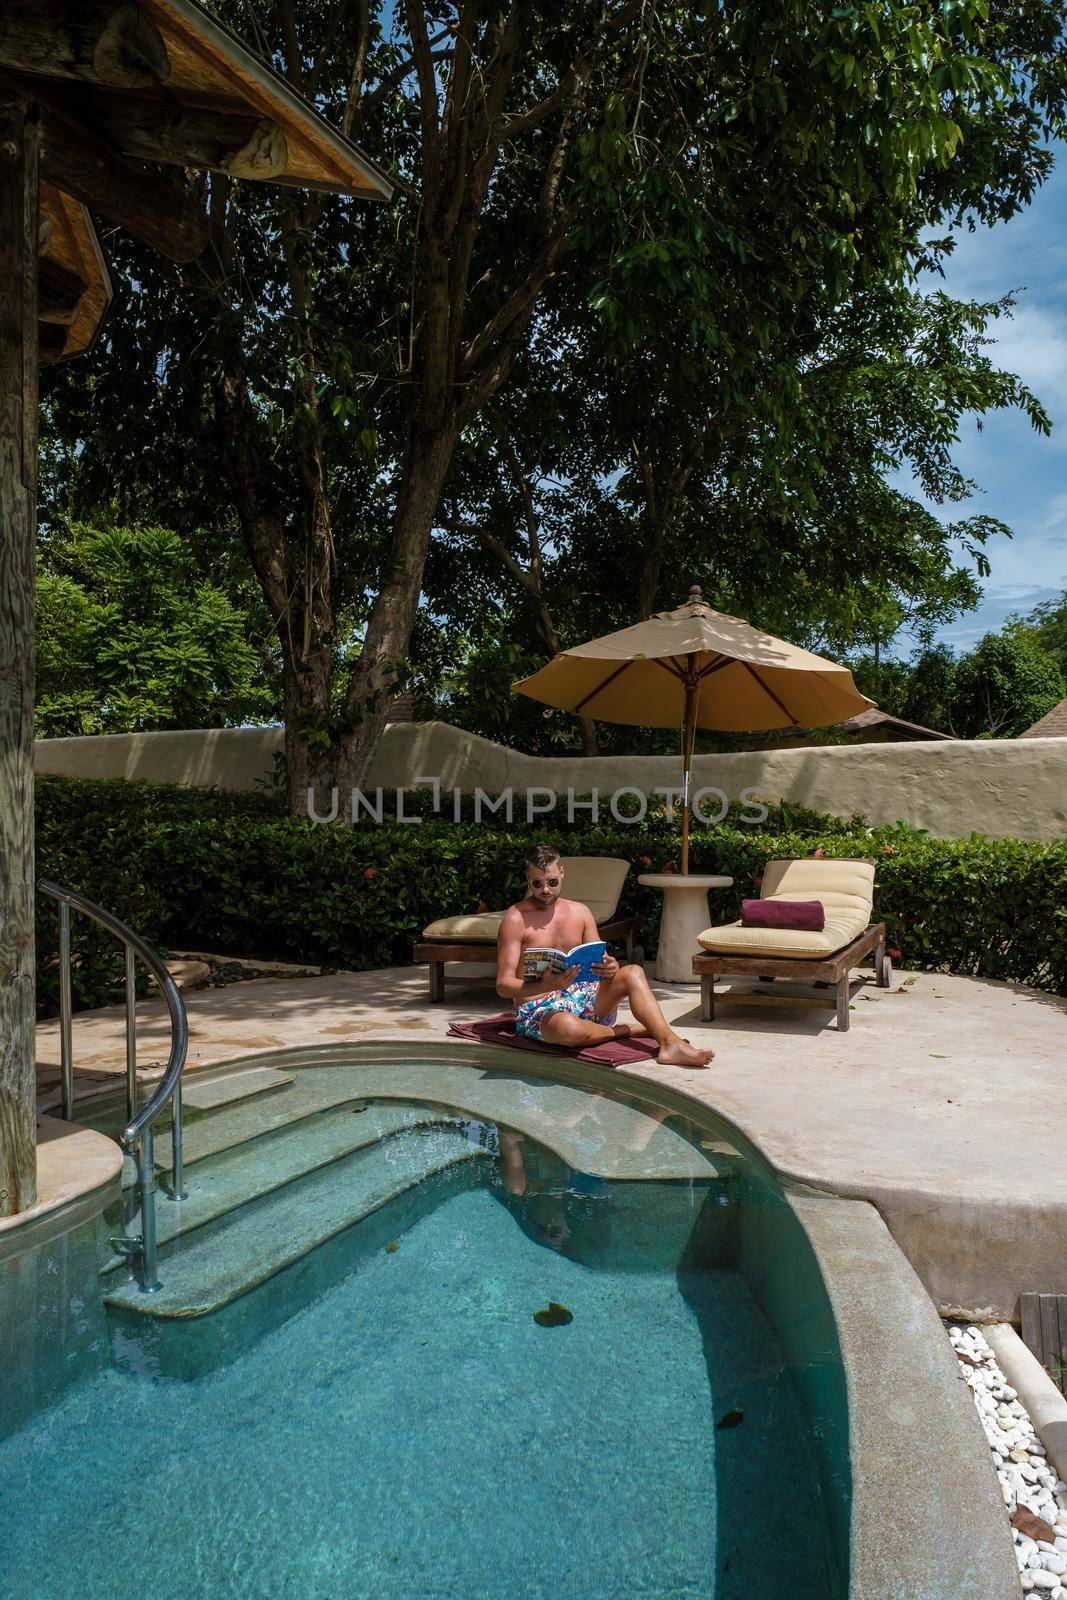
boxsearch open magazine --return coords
[522,940,606,986]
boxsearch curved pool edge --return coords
[785,1190,1019,1600]
[182,1040,1020,1598]
[0,1116,123,1263]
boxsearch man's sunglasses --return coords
[530,876,560,889]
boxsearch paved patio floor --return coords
[35,962,1067,1318]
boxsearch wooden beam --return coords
[0,94,41,1216]
[0,2,170,91]
[38,269,81,324]
[91,97,289,180]
[38,320,69,360]
[29,84,211,262]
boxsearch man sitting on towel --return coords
[496,843,713,1069]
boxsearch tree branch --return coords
[499,0,644,141]
[458,203,576,407]
[275,0,304,91]
[497,435,542,582]
[339,0,371,136]
[405,0,442,165]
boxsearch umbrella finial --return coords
[687,584,703,606]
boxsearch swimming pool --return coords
[1,1051,851,1598]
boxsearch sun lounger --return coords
[414,855,636,1002]
[691,857,890,1031]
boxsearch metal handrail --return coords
[37,879,189,1292]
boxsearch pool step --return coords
[101,1104,453,1272]
[181,1066,295,1113]
[105,1126,486,1319]
[148,1061,726,1181]
[152,1068,374,1171]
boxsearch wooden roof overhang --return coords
[0,0,395,362]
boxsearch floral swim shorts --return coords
[514,979,617,1042]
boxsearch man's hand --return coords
[591,953,620,981]
[527,963,580,997]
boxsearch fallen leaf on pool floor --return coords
[533,1302,573,1327]
[715,1409,744,1430]
[385,1241,399,1253]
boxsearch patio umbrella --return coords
[513,585,872,874]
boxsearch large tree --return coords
[41,0,1067,800]
[428,279,1048,748]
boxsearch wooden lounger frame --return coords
[415,915,637,1003]
[691,923,891,1032]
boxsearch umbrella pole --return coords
[680,668,697,876]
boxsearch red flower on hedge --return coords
[661,863,675,874]
[884,843,895,854]
[813,847,825,859]
[889,948,902,959]
[754,875,763,887]
[639,855,652,867]
[364,867,378,880]
[476,899,488,913]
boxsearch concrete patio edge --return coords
[790,1190,1021,1600]
[0,1116,123,1261]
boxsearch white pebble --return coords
[1032,1574,1058,1591]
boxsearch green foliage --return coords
[1005,591,1067,680]
[38,1,1067,786]
[35,523,277,735]
[851,629,1065,738]
[949,632,1066,738]
[35,777,1067,1014]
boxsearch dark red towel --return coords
[448,1013,659,1065]
[741,898,825,931]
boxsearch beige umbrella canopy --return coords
[514,585,873,872]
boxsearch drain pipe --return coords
[985,1323,1067,1488]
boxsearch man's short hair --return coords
[525,843,561,873]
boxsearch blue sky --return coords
[919,145,1067,651]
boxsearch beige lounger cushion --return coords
[421,912,504,941]
[697,857,874,960]
[558,856,629,923]
[421,855,630,942]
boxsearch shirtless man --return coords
[496,843,714,1069]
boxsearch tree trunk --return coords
[0,95,39,1216]
[340,424,459,787]
[527,596,600,756]
[634,451,692,619]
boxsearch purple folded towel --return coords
[448,1014,659,1065]
[741,898,825,932]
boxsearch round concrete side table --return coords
[637,873,734,984]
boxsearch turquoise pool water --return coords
[0,1070,843,1598]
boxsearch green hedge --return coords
[34,775,1067,1012]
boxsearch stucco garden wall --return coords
[34,720,1067,840]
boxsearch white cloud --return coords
[1037,492,1067,543]
[981,303,1067,417]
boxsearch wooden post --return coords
[0,93,39,1215]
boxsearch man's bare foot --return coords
[657,1036,715,1069]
